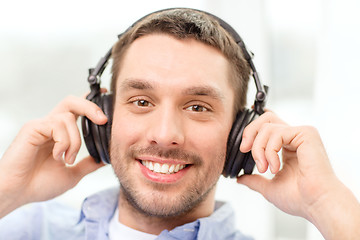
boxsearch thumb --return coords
[237,174,270,197]
[69,156,105,181]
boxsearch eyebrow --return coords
[182,86,224,100]
[119,78,155,91]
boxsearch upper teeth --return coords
[141,160,186,174]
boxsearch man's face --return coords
[110,34,235,218]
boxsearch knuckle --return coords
[263,111,277,120]
[264,147,272,156]
[300,125,318,134]
[301,125,320,138]
[304,125,318,132]
[21,119,39,131]
[260,122,273,133]
[252,144,265,154]
[63,112,76,122]
[49,95,78,115]
[55,139,67,148]
[50,117,63,128]
[58,95,82,111]
[49,112,76,125]
[56,95,75,109]
[63,95,77,103]
[71,137,81,150]
[21,118,47,133]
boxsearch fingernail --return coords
[69,153,77,165]
[240,141,247,152]
[255,159,263,172]
[97,110,106,119]
[57,151,65,161]
[269,162,276,174]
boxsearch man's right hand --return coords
[0,96,107,218]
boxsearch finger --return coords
[50,96,107,125]
[68,156,105,181]
[19,119,53,146]
[240,112,286,153]
[61,113,82,165]
[250,123,272,173]
[237,174,271,198]
[100,88,108,93]
[51,120,71,161]
[265,133,283,174]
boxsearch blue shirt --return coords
[0,188,253,239]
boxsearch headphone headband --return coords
[87,8,267,114]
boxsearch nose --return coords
[146,106,185,147]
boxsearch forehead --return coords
[116,34,233,97]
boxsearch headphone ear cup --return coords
[95,95,109,164]
[101,93,113,163]
[91,115,107,163]
[223,109,249,177]
[102,94,113,142]
[82,94,103,163]
[229,147,246,178]
[81,93,113,164]
[224,109,257,178]
[81,115,101,163]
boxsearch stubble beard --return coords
[110,144,225,219]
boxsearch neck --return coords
[117,187,216,235]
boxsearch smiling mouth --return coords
[140,160,187,174]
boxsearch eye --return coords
[132,99,153,107]
[186,104,209,112]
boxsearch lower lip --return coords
[138,161,190,183]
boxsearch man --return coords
[0,8,359,240]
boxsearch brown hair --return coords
[110,8,250,114]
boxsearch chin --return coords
[119,180,216,218]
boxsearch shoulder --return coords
[0,199,83,240]
[0,187,120,240]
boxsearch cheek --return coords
[188,122,231,166]
[111,110,141,152]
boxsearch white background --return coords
[1,0,359,239]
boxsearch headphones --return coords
[81,8,268,178]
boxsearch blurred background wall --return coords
[0,0,359,239]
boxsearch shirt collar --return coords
[78,187,119,223]
[78,187,240,239]
[156,201,239,240]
